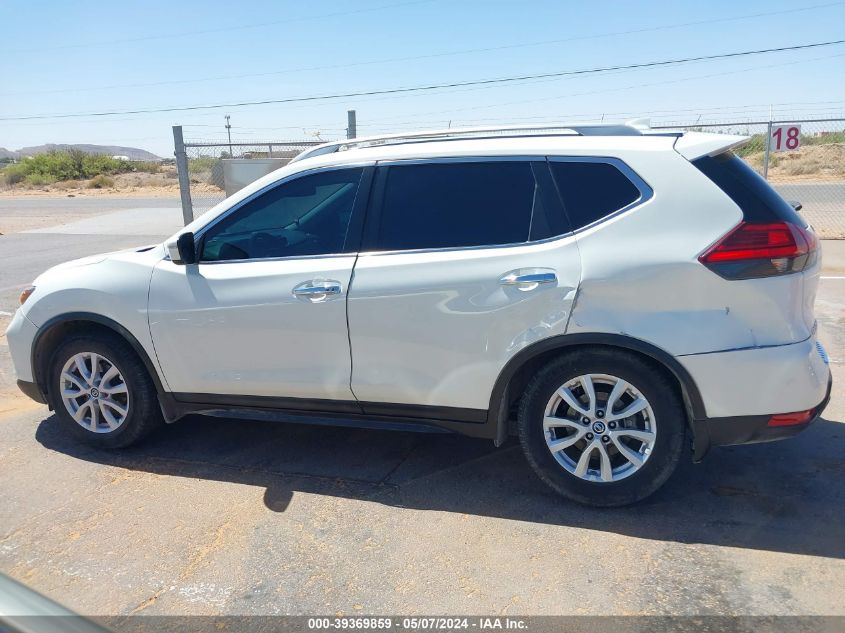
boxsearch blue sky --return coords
[2,0,845,156]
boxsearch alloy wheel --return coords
[59,352,130,433]
[543,373,657,483]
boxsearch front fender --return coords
[24,246,168,392]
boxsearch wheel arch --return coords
[487,333,705,445]
[31,312,167,402]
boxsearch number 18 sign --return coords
[771,124,801,152]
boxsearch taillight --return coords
[767,409,814,427]
[698,221,818,280]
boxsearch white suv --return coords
[6,123,832,506]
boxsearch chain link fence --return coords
[654,118,845,238]
[174,132,328,220]
[173,118,845,237]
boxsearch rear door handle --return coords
[499,269,557,290]
[293,280,342,302]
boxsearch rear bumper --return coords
[678,334,830,419]
[680,334,832,461]
[692,372,831,461]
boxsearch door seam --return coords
[346,252,362,404]
[145,259,174,393]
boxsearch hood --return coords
[33,243,165,284]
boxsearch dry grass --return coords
[113,170,178,188]
[744,143,845,182]
[87,174,115,189]
[0,165,188,196]
[0,164,231,197]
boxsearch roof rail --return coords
[290,121,661,163]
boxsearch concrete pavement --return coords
[0,201,182,312]
[22,207,183,236]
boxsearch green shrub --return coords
[87,174,114,188]
[3,163,28,185]
[734,133,767,158]
[802,130,845,146]
[0,150,157,185]
[23,173,56,187]
[188,156,219,174]
[131,161,161,174]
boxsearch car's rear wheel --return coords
[47,333,163,448]
[518,349,686,506]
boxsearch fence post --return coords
[172,125,194,226]
[762,120,773,180]
[347,110,357,139]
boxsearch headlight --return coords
[19,286,35,305]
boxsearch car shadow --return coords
[35,412,845,559]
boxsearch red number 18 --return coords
[773,127,800,150]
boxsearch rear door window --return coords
[549,160,643,230]
[371,161,561,251]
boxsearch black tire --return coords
[517,349,686,507]
[47,332,163,449]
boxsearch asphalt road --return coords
[0,198,181,312]
[0,197,843,616]
[773,182,845,201]
[0,195,180,215]
[773,181,845,238]
[0,233,167,313]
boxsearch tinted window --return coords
[550,161,641,230]
[693,152,805,225]
[200,168,363,261]
[375,161,537,251]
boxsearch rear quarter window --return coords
[549,160,643,231]
[692,152,805,226]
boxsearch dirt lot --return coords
[0,178,223,200]
[0,165,226,201]
[0,201,843,617]
[745,143,845,182]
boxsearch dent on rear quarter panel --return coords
[565,149,812,356]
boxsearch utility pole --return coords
[225,115,233,158]
[347,110,357,140]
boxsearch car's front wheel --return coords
[518,349,686,506]
[47,332,163,448]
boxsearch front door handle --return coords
[499,269,558,290]
[293,280,342,302]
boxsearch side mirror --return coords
[166,232,197,265]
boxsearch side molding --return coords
[160,392,492,436]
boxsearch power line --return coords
[389,51,845,123]
[19,52,838,130]
[12,0,438,53]
[2,39,844,122]
[366,100,845,127]
[373,98,845,126]
[3,0,842,98]
[225,49,845,123]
